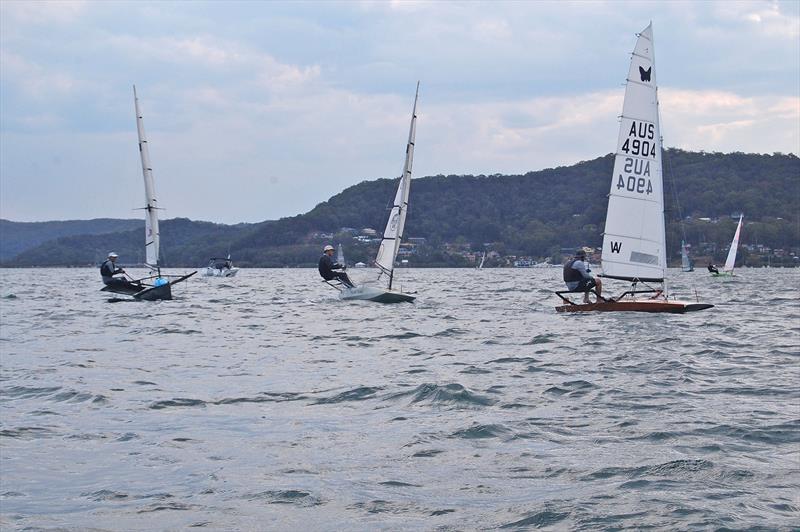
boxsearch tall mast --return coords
[134,85,161,271]
[374,82,419,289]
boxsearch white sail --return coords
[681,240,692,271]
[723,215,743,272]
[337,243,345,266]
[134,86,160,269]
[601,23,666,282]
[374,82,419,288]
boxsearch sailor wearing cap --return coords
[100,252,129,287]
[318,244,355,288]
[563,248,602,304]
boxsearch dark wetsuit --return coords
[100,260,136,288]
[563,258,596,292]
[318,254,354,288]
[707,264,719,274]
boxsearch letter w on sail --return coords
[610,241,622,253]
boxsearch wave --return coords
[244,490,323,507]
[312,386,383,404]
[384,383,495,408]
[449,423,512,440]
[500,509,570,528]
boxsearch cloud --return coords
[0,50,85,99]
[661,89,800,154]
[713,0,799,39]
[0,0,88,25]
[0,1,797,222]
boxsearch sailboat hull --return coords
[710,272,734,278]
[100,272,196,301]
[339,285,415,303]
[556,299,713,314]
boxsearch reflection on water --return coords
[0,268,798,529]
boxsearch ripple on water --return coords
[449,423,513,440]
[385,383,496,408]
[0,267,797,529]
[245,490,323,507]
[312,386,383,404]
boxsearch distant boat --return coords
[531,259,557,268]
[477,251,486,269]
[336,83,419,304]
[337,243,345,267]
[204,255,239,277]
[101,86,196,300]
[555,24,712,313]
[681,240,694,272]
[712,214,743,277]
[354,262,367,268]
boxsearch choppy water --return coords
[0,267,798,530]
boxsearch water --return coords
[1,268,798,530]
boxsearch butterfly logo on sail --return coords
[639,66,651,82]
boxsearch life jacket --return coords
[563,258,584,283]
[318,255,335,280]
[100,260,115,279]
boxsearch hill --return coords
[3,150,798,268]
[0,218,142,261]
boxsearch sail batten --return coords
[601,23,666,282]
[134,85,160,269]
[374,82,419,288]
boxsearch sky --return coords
[1,0,798,224]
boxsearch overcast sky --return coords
[1,0,798,223]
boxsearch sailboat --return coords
[477,251,487,269]
[681,240,694,272]
[555,24,712,313]
[711,214,743,277]
[337,243,346,267]
[335,83,419,304]
[101,86,196,300]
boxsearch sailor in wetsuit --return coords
[318,245,355,288]
[100,252,137,289]
[563,248,602,304]
[707,263,719,274]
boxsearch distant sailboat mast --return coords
[134,85,161,274]
[375,82,419,290]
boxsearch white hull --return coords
[203,267,239,278]
[339,285,415,303]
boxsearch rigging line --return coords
[660,109,698,299]
[658,105,687,245]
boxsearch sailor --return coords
[100,252,135,288]
[563,248,602,304]
[707,263,719,274]
[319,245,355,288]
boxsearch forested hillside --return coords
[0,218,142,261]
[4,150,798,267]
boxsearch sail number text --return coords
[616,157,654,195]
[619,121,657,159]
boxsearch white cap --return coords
[323,245,334,252]
[108,252,119,258]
